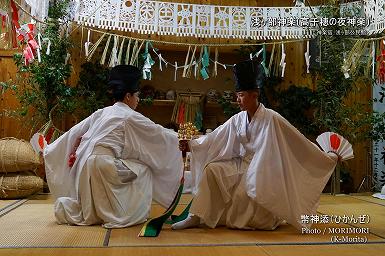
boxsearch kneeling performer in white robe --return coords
[44,65,183,228]
[172,60,339,231]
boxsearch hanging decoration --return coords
[0,2,14,49]
[117,37,125,64]
[341,42,350,79]
[130,40,145,67]
[10,0,20,48]
[141,41,155,80]
[304,41,311,74]
[75,0,378,40]
[9,0,55,65]
[79,20,385,82]
[186,46,197,78]
[200,46,210,80]
[363,40,374,78]
[171,91,203,130]
[268,43,276,76]
[83,27,300,81]
[182,46,191,78]
[279,43,286,78]
[376,40,385,83]
[341,39,370,79]
[372,41,376,80]
[261,45,269,76]
[124,38,132,65]
[16,23,40,65]
[0,9,7,34]
[108,35,119,67]
[23,0,49,21]
[212,48,219,78]
[158,51,163,71]
[86,32,106,61]
[84,29,92,57]
[11,0,385,83]
[174,61,178,81]
[99,34,111,65]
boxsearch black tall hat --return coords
[108,65,142,93]
[233,60,265,92]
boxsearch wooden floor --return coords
[0,193,384,256]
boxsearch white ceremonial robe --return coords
[189,104,338,230]
[44,102,183,228]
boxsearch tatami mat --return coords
[260,243,385,256]
[318,195,385,239]
[1,244,385,256]
[0,246,271,256]
[27,193,55,204]
[351,195,385,207]
[108,204,384,247]
[0,194,384,250]
[0,199,17,211]
[0,202,106,248]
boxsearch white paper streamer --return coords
[342,42,350,79]
[372,41,376,80]
[174,61,178,81]
[75,1,378,39]
[117,38,125,64]
[65,53,70,65]
[100,35,112,65]
[158,53,163,71]
[304,41,311,73]
[37,33,42,62]
[84,30,92,57]
[280,43,286,77]
[108,35,119,67]
[255,48,264,59]
[182,46,191,78]
[125,39,132,65]
[42,38,51,55]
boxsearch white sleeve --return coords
[44,109,102,198]
[189,115,242,194]
[123,112,184,208]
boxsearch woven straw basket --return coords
[0,171,43,199]
[0,138,41,173]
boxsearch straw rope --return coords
[0,138,40,173]
[0,171,43,199]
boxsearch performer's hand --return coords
[327,151,342,162]
[179,140,190,152]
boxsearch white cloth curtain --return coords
[24,0,49,21]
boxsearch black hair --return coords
[109,81,140,101]
[107,65,141,101]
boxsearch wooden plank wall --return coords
[0,49,32,139]
[0,0,372,190]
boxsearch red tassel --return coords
[45,127,55,144]
[2,16,5,28]
[177,102,185,124]
[38,134,45,150]
[330,133,341,151]
[10,0,20,29]
[68,153,76,167]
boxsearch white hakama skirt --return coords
[54,146,152,228]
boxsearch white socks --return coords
[171,214,200,230]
